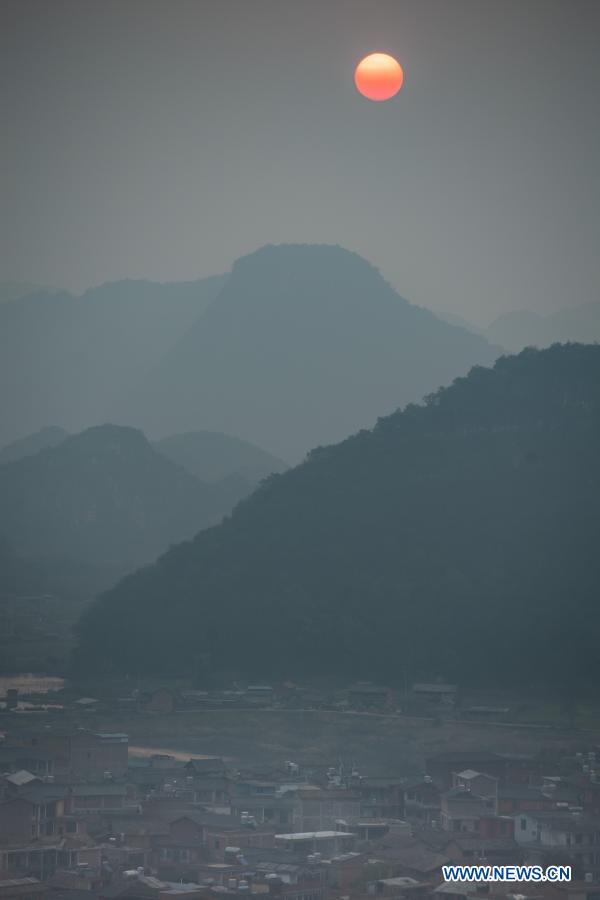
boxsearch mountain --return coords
[74,344,600,690]
[0,426,69,464]
[0,275,226,447]
[0,424,245,570]
[154,431,288,486]
[0,537,124,603]
[432,310,483,334]
[486,301,600,352]
[124,244,500,460]
[0,281,56,304]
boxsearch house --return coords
[445,834,522,865]
[477,815,515,839]
[402,778,442,825]
[497,784,555,815]
[425,751,542,790]
[291,790,361,831]
[354,777,405,819]
[188,777,230,807]
[500,753,544,785]
[232,778,278,799]
[433,882,478,900]
[512,811,600,880]
[452,770,498,806]
[3,771,41,790]
[144,690,178,715]
[100,873,205,900]
[151,816,208,881]
[0,746,55,779]
[275,831,356,857]
[323,851,367,890]
[103,817,170,850]
[245,686,274,705]
[65,782,129,813]
[229,795,295,827]
[204,823,276,860]
[562,775,600,815]
[0,840,101,879]
[184,758,226,777]
[366,876,431,899]
[7,731,129,779]
[440,787,495,832]
[4,779,70,839]
[412,684,458,707]
[371,839,450,880]
[0,798,36,842]
[347,684,392,709]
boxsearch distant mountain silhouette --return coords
[75,344,600,689]
[0,276,226,447]
[0,426,69,464]
[485,301,600,352]
[432,310,483,334]
[0,281,56,304]
[154,431,287,486]
[0,424,244,570]
[125,244,500,460]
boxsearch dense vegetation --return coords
[74,344,600,690]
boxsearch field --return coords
[4,705,599,773]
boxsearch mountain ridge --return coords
[74,343,600,689]
[0,275,227,447]
[154,430,288,485]
[0,423,246,571]
[126,243,500,460]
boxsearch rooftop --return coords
[275,831,354,840]
[413,684,457,694]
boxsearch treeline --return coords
[73,344,600,692]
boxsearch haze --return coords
[3,0,599,325]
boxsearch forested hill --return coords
[0,424,244,570]
[74,344,600,689]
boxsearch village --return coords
[1,681,600,900]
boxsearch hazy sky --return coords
[2,0,599,324]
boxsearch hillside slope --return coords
[154,431,287,485]
[127,244,500,460]
[0,426,69,464]
[0,276,226,446]
[0,424,242,569]
[74,344,600,689]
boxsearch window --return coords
[520,818,527,831]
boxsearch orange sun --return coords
[354,52,404,101]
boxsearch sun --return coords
[354,52,404,101]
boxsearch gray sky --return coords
[2,0,599,325]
